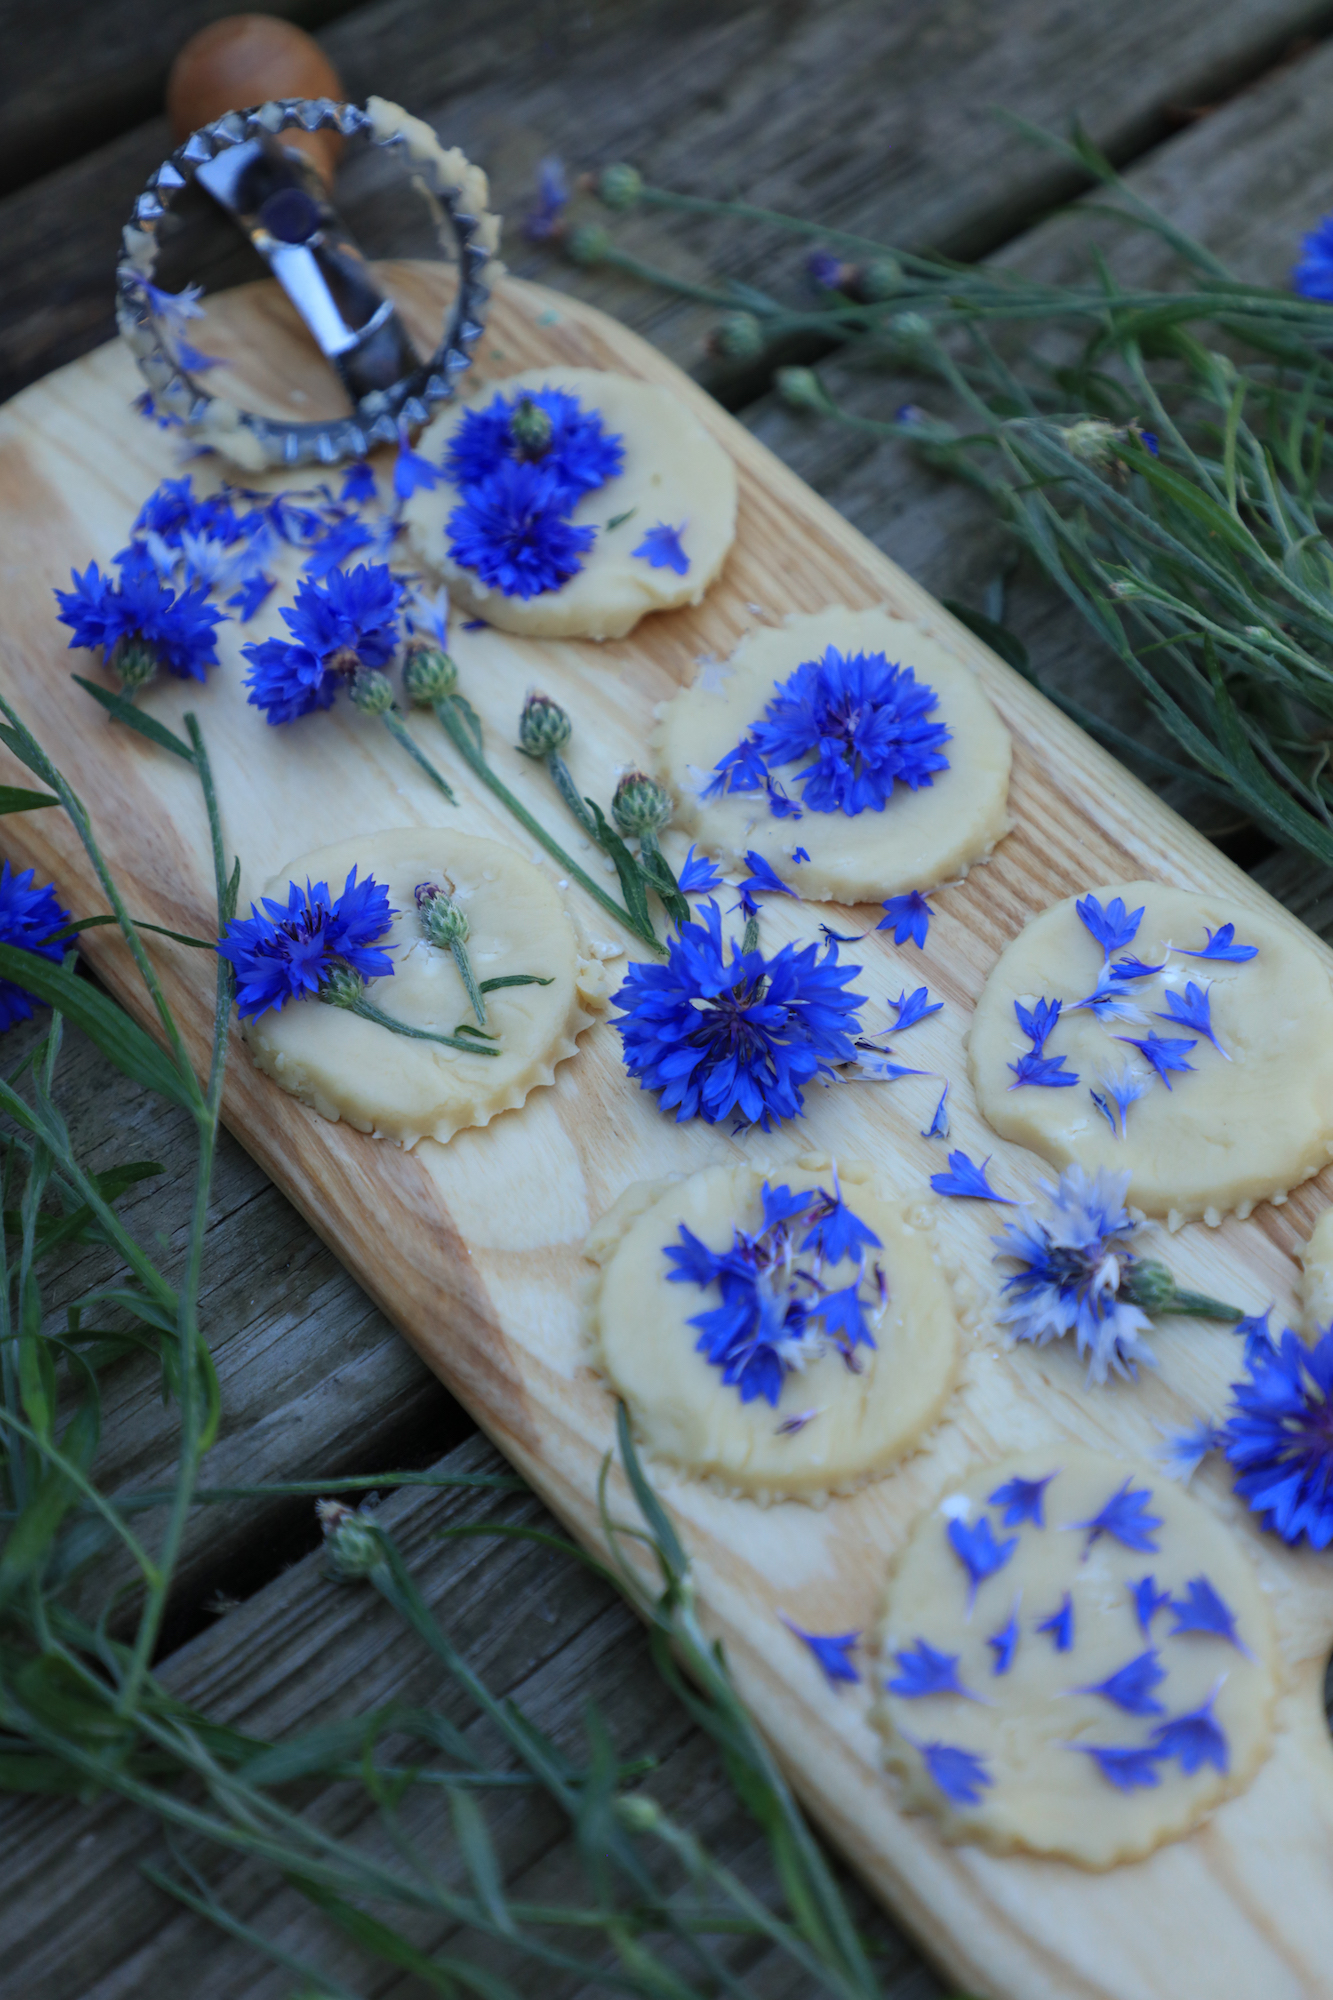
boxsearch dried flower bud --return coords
[708,311,765,362]
[851,256,903,301]
[350,667,395,715]
[597,162,642,211]
[776,366,832,414]
[325,643,363,678]
[566,223,611,266]
[510,395,553,459]
[518,690,573,757]
[318,962,365,1009]
[612,769,672,838]
[403,641,459,705]
[416,880,469,948]
[110,636,158,690]
[1060,419,1118,466]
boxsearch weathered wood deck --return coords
[2,4,1332,1991]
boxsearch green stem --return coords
[448,938,487,1026]
[547,751,599,838]
[742,914,760,954]
[1163,1290,1242,1322]
[430,698,665,954]
[380,708,457,804]
[348,995,500,1056]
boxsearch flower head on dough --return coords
[991,1166,1156,1385]
[217,869,395,1020]
[446,460,596,599]
[242,564,403,724]
[445,386,623,500]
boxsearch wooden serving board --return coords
[3,264,1333,2000]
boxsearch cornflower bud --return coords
[402,640,459,705]
[110,636,158,691]
[852,256,903,301]
[510,395,553,459]
[776,366,832,415]
[350,667,395,715]
[612,769,672,839]
[317,1497,382,1579]
[888,311,931,343]
[318,962,365,1009]
[708,311,764,361]
[597,162,642,210]
[1060,419,1118,467]
[566,223,611,266]
[517,690,573,758]
[416,879,469,948]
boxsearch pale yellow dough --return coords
[969,881,1333,1227]
[874,1448,1277,1867]
[401,366,737,639]
[651,606,1012,903]
[585,1160,961,1502]
[245,829,605,1147]
[1300,1208,1333,1336]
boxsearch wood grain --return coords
[4,269,1333,2000]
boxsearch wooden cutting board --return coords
[2,262,1331,2000]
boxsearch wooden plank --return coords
[0,1432,929,2000]
[1,270,1331,1999]
[0,0,1324,399]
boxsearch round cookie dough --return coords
[651,606,1012,903]
[969,881,1333,1227]
[1300,1208,1333,1336]
[585,1160,961,1501]
[874,1447,1277,1867]
[401,366,737,640]
[245,828,606,1146]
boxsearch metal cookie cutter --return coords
[116,98,495,469]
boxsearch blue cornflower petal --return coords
[930,1150,1015,1203]
[987,1608,1020,1676]
[1150,1692,1229,1775]
[791,846,811,863]
[1234,1309,1276,1370]
[1156,1418,1225,1484]
[890,985,942,1032]
[678,845,723,895]
[909,1737,993,1807]
[393,425,443,502]
[1070,1479,1163,1553]
[301,515,374,579]
[525,156,569,241]
[734,849,800,917]
[1168,1575,1252,1655]
[447,460,596,599]
[1075,1647,1166,1715]
[632,521,689,574]
[1129,1574,1172,1636]
[921,1080,950,1139]
[988,1473,1055,1528]
[0,863,74,1033]
[1075,1743,1163,1791]
[1014,997,1061,1049]
[1076,894,1144,957]
[1114,1032,1197,1090]
[227,571,275,622]
[1154,980,1228,1058]
[1036,1591,1074,1652]
[779,1615,860,1687]
[947,1515,1017,1607]
[886,1638,980,1701]
[340,460,377,506]
[1176,922,1257,963]
[878,890,933,947]
[800,1176,881,1265]
[1008,1049,1079,1089]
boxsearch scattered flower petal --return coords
[878,890,933,948]
[1071,1479,1163,1553]
[988,1473,1055,1528]
[1168,1576,1251,1654]
[948,1515,1017,1607]
[890,985,942,1032]
[1076,894,1144,957]
[931,1150,1015,1203]
[1015,997,1061,1049]
[1156,1418,1225,1484]
[1008,1048,1079,1089]
[921,1080,950,1139]
[910,1737,993,1807]
[1074,1743,1163,1791]
[1150,1692,1228,1775]
[886,1638,980,1701]
[1076,1647,1166,1715]
[678,845,724,894]
[1114,1032,1197,1089]
[1155,980,1228,1059]
[1129,1575,1172,1636]
[632,520,690,574]
[1176,923,1257,963]
[779,1615,860,1686]
[735,849,800,916]
[987,1609,1020,1676]
[1036,1591,1074,1652]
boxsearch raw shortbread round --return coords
[402,366,737,640]
[874,1448,1277,1867]
[584,1161,961,1501]
[651,606,1012,903]
[1300,1208,1333,1336]
[246,828,605,1147]
[969,881,1333,1227]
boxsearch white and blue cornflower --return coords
[1071,967,1148,1026]
[991,1166,1156,1384]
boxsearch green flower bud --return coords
[616,1795,664,1834]
[517,690,572,757]
[566,223,612,267]
[888,310,931,343]
[853,255,903,301]
[510,395,553,459]
[318,963,365,1010]
[402,641,459,705]
[612,769,672,838]
[316,1498,382,1579]
[708,311,765,361]
[110,636,158,691]
[1120,1259,1178,1314]
[598,162,643,210]
[350,667,395,715]
[776,366,832,414]
[1060,418,1118,466]
[415,879,469,948]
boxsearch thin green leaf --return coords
[71,677,195,762]
[0,947,194,1109]
[55,914,213,949]
[477,974,554,993]
[0,786,59,814]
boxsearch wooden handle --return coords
[167,14,345,185]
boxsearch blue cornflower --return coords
[447,460,596,599]
[613,901,864,1130]
[678,845,723,894]
[921,1081,949,1139]
[1156,1418,1225,1484]
[55,554,225,686]
[889,986,941,1031]
[1015,997,1061,1049]
[908,1737,992,1807]
[948,1515,1016,1608]
[1036,1593,1074,1652]
[1155,980,1227,1058]
[393,423,443,502]
[1076,1648,1166,1715]
[0,863,73,1032]
[878,890,933,948]
[779,1616,861,1687]
[1008,1049,1079,1089]
[734,849,800,916]
[340,460,377,506]
[1169,1576,1251,1655]
[886,1639,980,1701]
[1150,1692,1228,1775]
[712,651,950,820]
[931,1151,1015,1203]
[1177,923,1257,964]
[445,387,623,499]
[1075,1743,1162,1792]
[525,156,570,242]
[987,1609,1020,1676]
[1114,1032,1197,1090]
[1219,1326,1333,1547]
[217,869,396,1020]
[1076,894,1143,957]
[1294,216,1333,298]
[991,1166,1155,1385]
[988,1473,1054,1527]
[1130,1575,1171,1635]
[1071,1479,1162,1554]
[1089,1062,1149,1140]
[633,521,689,573]
[242,564,403,725]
